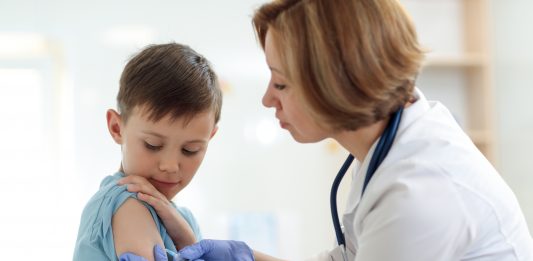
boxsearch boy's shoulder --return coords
[90,172,134,212]
[74,172,141,260]
[80,172,132,213]
[78,172,135,221]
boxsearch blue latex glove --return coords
[179,239,255,261]
[119,244,186,261]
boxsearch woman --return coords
[153,0,533,260]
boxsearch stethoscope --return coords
[330,107,404,253]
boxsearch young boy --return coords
[74,43,222,260]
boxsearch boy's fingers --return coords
[138,184,164,199]
[118,175,142,185]
[126,184,155,196]
[120,176,168,202]
[117,176,131,185]
[137,191,166,207]
[122,178,156,193]
[118,175,150,185]
[128,184,156,197]
[138,192,162,209]
[125,184,140,192]
[135,182,167,201]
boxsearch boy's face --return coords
[107,106,217,200]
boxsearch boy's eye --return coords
[182,148,200,156]
[273,83,286,90]
[144,142,162,151]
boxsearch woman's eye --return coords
[273,83,286,90]
[144,142,162,151]
[182,148,200,156]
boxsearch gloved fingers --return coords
[118,252,149,261]
[117,245,176,261]
[178,239,213,259]
[154,245,169,261]
[178,244,203,259]
[164,248,187,261]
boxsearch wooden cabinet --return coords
[403,0,496,163]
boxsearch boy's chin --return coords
[147,179,182,200]
[160,188,180,201]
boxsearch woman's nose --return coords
[262,85,277,109]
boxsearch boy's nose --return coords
[159,153,179,174]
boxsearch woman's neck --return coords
[334,100,415,161]
[332,119,388,162]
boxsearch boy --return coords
[74,43,222,260]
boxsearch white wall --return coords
[490,0,533,230]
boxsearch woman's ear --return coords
[107,109,123,144]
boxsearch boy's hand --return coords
[118,176,196,249]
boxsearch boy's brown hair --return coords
[253,0,424,131]
[117,43,222,124]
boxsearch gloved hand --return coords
[118,244,186,261]
[179,239,255,261]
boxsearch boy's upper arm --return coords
[112,198,164,261]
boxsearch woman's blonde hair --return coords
[253,0,424,130]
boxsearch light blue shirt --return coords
[74,172,201,261]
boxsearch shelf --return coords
[467,130,493,145]
[423,54,486,68]
[409,0,495,164]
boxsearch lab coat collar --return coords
[343,87,431,214]
[397,87,431,134]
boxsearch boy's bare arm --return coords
[112,198,164,261]
[118,175,197,249]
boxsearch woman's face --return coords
[262,30,330,143]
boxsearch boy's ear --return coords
[106,109,123,144]
[209,125,218,140]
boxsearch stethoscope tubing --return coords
[330,108,404,247]
[330,154,354,247]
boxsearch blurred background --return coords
[0,0,531,259]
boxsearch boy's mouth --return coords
[150,178,179,190]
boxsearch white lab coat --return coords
[307,89,533,261]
